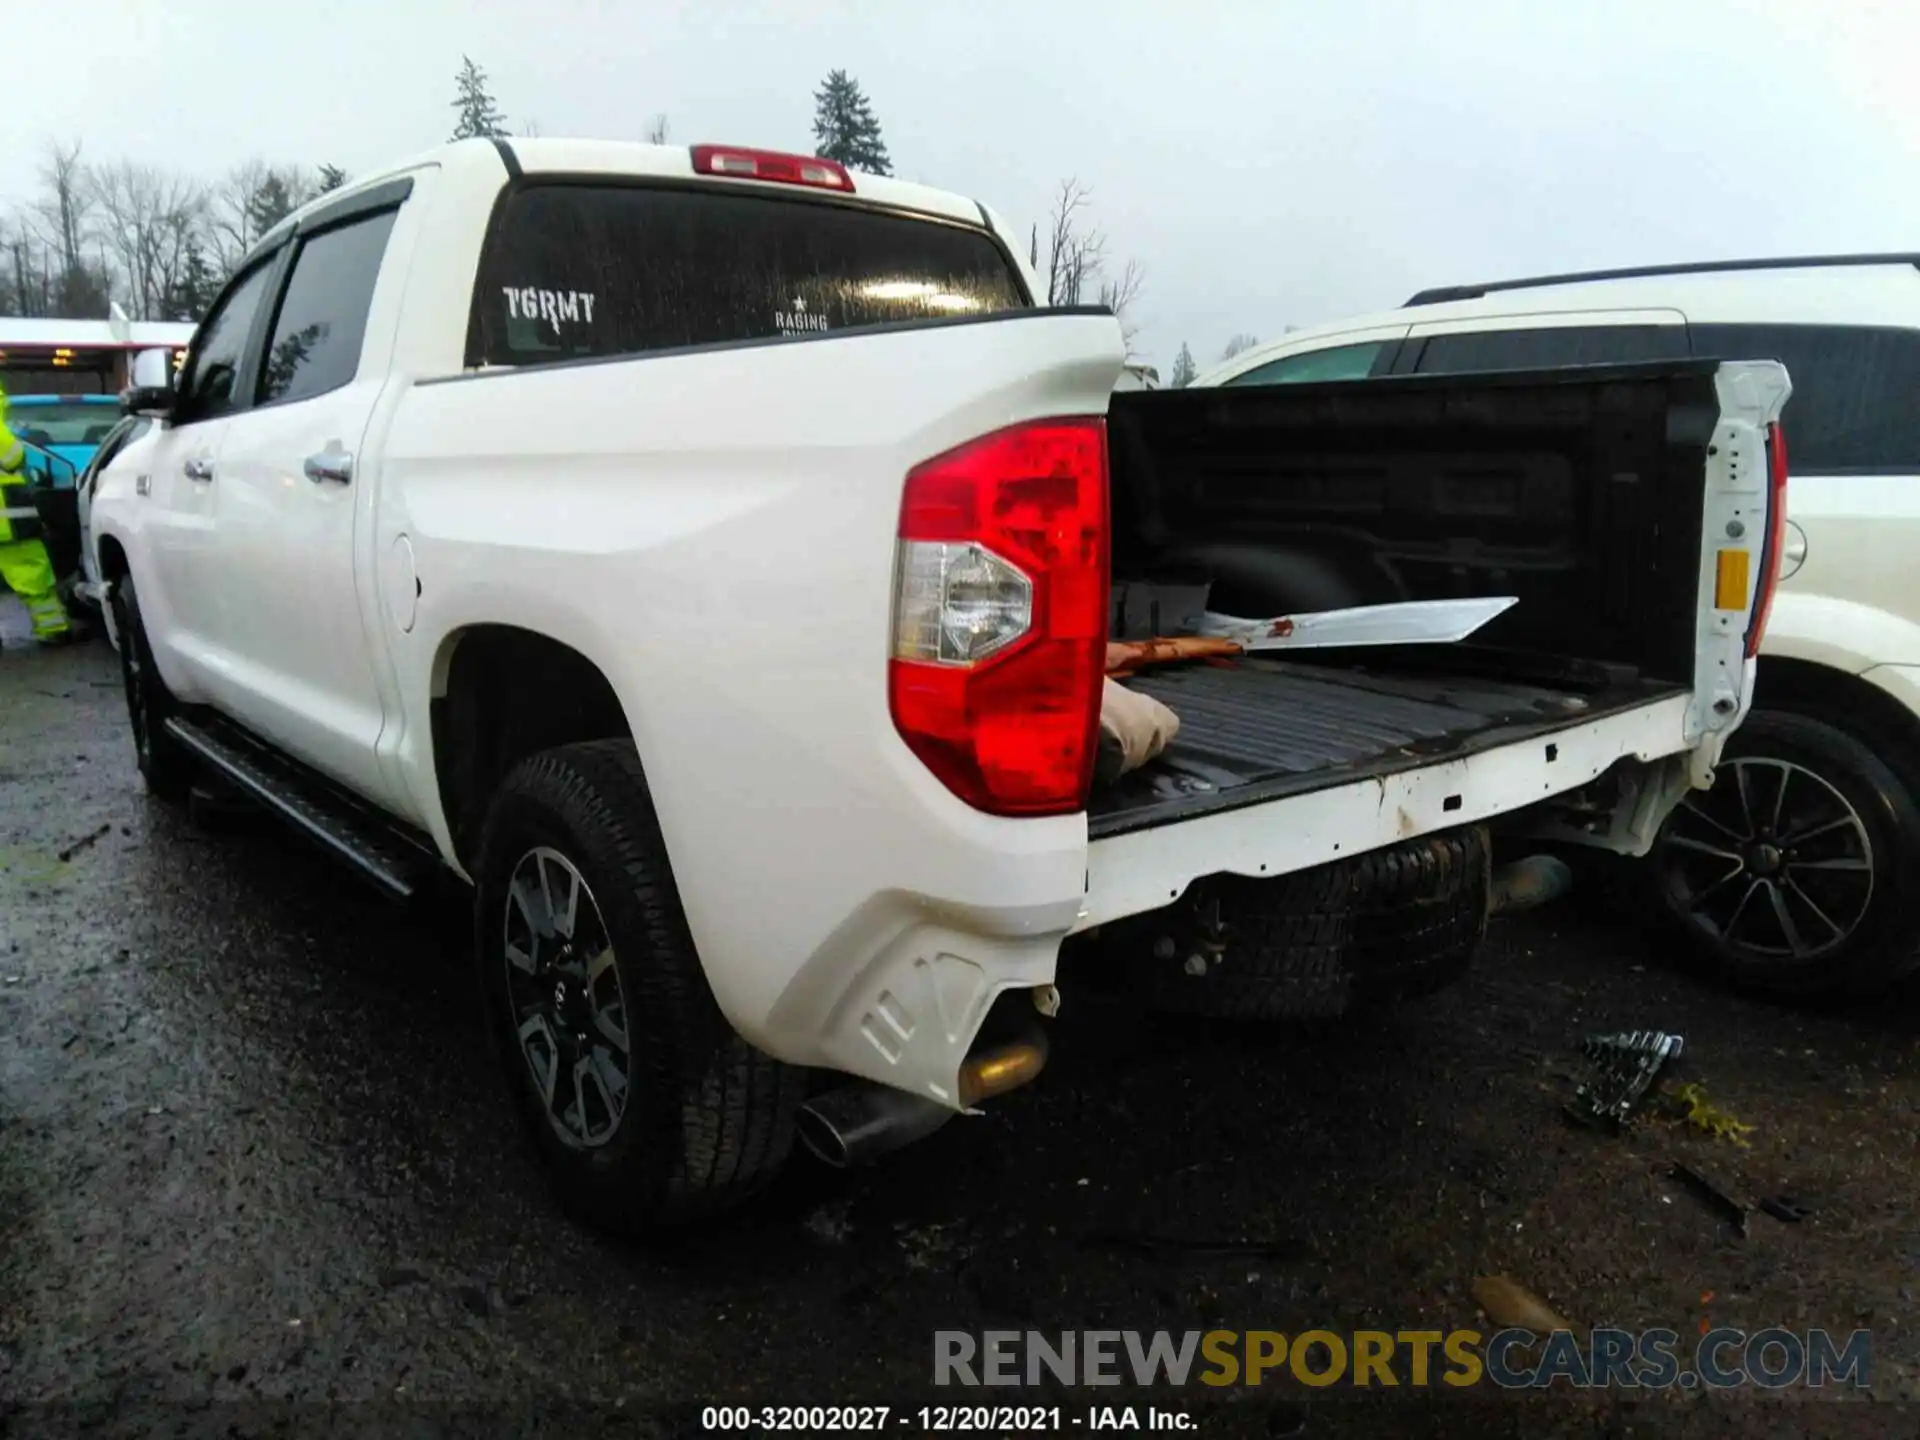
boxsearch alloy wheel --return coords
[502,846,631,1148]
[120,602,153,767]
[1657,757,1874,962]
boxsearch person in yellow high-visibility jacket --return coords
[0,381,73,645]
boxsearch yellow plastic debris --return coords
[1664,1081,1757,1147]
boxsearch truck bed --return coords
[1088,658,1685,839]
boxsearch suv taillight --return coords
[888,419,1109,816]
[1747,421,1789,658]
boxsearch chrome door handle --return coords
[184,457,214,482]
[303,445,354,485]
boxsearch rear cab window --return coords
[467,182,1031,368]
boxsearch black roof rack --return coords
[1404,253,1920,307]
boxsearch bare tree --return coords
[644,113,671,144]
[207,160,314,271]
[208,159,269,270]
[31,141,89,275]
[1098,258,1146,350]
[24,140,111,316]
[1029,178,1104,306]
[1221,333,1260,361]
[90,161,209,320]
[1028,178,1146,352]
[520,117,542,138]
[0,211,55,317]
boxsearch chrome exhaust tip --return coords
[796,1031,1051,1169]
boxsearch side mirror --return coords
[122,386,174,418]
[124,348,176,418]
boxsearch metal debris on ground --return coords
[55,822,112,862]
[1565,1030,1685,1131]
[1667,1162,1750,1238]
[1660,1081,1756,1146]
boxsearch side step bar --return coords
[163,716,438,901]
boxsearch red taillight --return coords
[689,144,854,193]
[1746,421,1789,658]
[889,419,1109,816]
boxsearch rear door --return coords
[205,186,409,803]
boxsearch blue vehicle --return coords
[5,394,121,485]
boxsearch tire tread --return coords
[477,739,802,1231]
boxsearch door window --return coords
[1691,324,1920,474]
[174,261,277,424]
[257,209,400,407]
[1412,324,1685,374]
[1224,341,1392,386]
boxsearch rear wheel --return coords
[474,740,804,1232]
[1650,708,1920,997]
[109,574,193,804]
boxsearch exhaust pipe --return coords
[797,1030,1049,1169]
[1488,853,1574,918]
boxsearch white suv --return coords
[1199,254,1920,998]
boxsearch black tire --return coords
[1125,863,1355,1021]
[109,573,193,804]
[1347,825,1491,1002]
[1649,708,1920,998]
[1123,826,1490,1021]
[474,739,804,1232]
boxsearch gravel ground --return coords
[2,625,1917,1439]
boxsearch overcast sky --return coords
[7,0,1918,375]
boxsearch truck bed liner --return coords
[1088,659,1685,839]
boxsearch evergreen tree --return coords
[165,235,219,322]
[810,70,892,175]
[1169,342,1198,388]
[246,173,296,236]
[316,163,349,193]
[450,56,509,141]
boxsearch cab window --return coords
[1225,341,1391,386]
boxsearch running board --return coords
[162,716,437,901]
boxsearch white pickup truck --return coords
[91,137,1789,1232]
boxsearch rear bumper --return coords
[768,691,1705,1105]
[761,893,1074,1110]
[1078,691,1697,931]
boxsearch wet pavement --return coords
[3,628,1919,1438]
